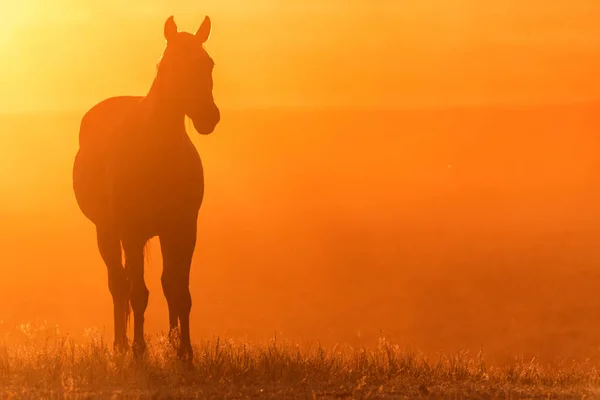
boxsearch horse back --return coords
[78,96,143,152]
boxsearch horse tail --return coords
[121,244,132,330]
[123,239,152,329]
[125,297,132,329]
[144,240,153,267]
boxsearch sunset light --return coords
[1,1,600,397]
[1,1,600,113]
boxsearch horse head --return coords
[158,16,220,135]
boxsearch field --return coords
[0,323,599,399]
[1,105,600,397]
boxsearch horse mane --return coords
[156,46,169,71]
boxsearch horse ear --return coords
[195,16,212,43]
[164,16,178,42]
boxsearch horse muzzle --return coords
[191,105,220,135]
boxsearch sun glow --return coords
[0,2,23,46]
[0,1,600,113]
[2,4,600,393]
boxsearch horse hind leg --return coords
[96,226,129,351]
[122,236,149,357]
[161,271,180,345]
[159,217,197,361]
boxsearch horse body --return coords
[72,16,219,359]
[74,95,204,237]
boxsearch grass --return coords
[0,323,598,399]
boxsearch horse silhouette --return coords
[72,15,220,359]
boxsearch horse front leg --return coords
[159,216,197,361]
[96,226,129,352]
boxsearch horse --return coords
[72,15,220,360]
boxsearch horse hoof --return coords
[132,341,147,358]
[113,339,129,354]
[177,346,194,364]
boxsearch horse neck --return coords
[141,74,186,134]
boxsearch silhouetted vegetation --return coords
[0,322,598,398]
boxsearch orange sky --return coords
[3,1,600,361]
[1,1,600,111]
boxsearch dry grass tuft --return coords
[0,322,598,398]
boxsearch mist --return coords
[1,104,599,364]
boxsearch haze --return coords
[3,1,600,110]
[1,1,600,364]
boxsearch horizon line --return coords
[2,100,600,117]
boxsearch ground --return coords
[0,324,598,399]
